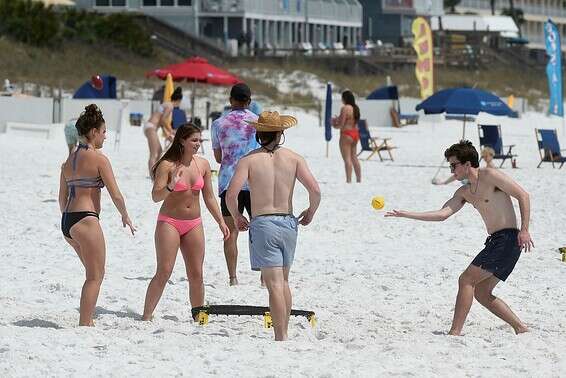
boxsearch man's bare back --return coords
[224,119,321,341]
[454,168,518,234]
[241,147,302,216]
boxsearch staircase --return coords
[135,15,227,63]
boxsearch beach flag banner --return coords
[411,17,434,99]
[324,82,332,157]
[544,19,563,118]
[162,73,174,138]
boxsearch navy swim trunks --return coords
[471,228,521,281]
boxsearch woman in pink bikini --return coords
[332,90,362,183]
[143,124,230,321]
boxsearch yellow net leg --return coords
[197,311,209,325]
[263,312,273,329]
[308,314,317,328]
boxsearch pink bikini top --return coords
[173,158,204,192]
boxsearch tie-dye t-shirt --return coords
[211,109,259,194]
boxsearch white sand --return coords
[1,110,565,377]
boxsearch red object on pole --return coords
[146,56,240,85]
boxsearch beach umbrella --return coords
[324,83,332,157]
[415,87,514,139]
[366,85,399,101]
[146,56,240,85]
[147,56,240,118]
[367,85,401,114]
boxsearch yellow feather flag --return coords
[412,17,434,99]
[162,73,174,136]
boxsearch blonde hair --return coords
[481,146,495,158]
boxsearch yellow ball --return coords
[371,196,385,210]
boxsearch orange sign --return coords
[412,17,434,99]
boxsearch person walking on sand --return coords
[142,124,229,321]
[211,83,259,286]
[58,104,136,326]
[332,90,362,183]
[226,111,321,341]
[143,87,183,176]
[386,140,533,336]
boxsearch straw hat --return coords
[246,111,297,132]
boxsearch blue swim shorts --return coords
[249,214,298,271]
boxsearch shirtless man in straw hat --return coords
[386,140,533,336]
[226,111,321,341]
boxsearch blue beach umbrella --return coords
[416,87,514,139]
[324,82,332,156]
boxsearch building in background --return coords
[455,0,566,50]
[75,0,363,52]
[358,0,443,46]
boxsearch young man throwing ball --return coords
[386,140,533,336]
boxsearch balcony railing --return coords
[459,0,566,18]
[200,0,362,24]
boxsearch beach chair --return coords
[357,119,397,161]
[535,128,566,168]
[477,124,516,167]
[390,107,419,127]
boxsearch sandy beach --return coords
[1,109,565,377]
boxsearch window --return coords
[178,0,192,5]
[143,0,157,5]
[160,0,174,5]
[95,0,126,5]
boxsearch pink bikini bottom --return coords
[157,214,202,236]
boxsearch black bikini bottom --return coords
[61,211,99,239]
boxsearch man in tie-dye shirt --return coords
[212,83,259,285]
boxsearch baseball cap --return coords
[230,83,251,102]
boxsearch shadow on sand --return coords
[12,319,62,329]
[93,307,142,321]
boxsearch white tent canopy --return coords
[431,15,519,38]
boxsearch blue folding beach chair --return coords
[357,119,396,161]
[535,128,566,168]
[477,124,516,167]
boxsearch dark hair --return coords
[75,104,105,137]
[151,123,201,180]
[171,87,183,102]
[342,90,360,122]
[255,131,281,147]
[444,140,479,168]
[230,83,251,102]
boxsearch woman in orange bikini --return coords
[143,124,230,321]
[332,90,362,183]
[59,104,136,326]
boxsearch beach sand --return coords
[0,110,565,376]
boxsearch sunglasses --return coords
[449,162,463,172]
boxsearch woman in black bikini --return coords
[58,104,136,326]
